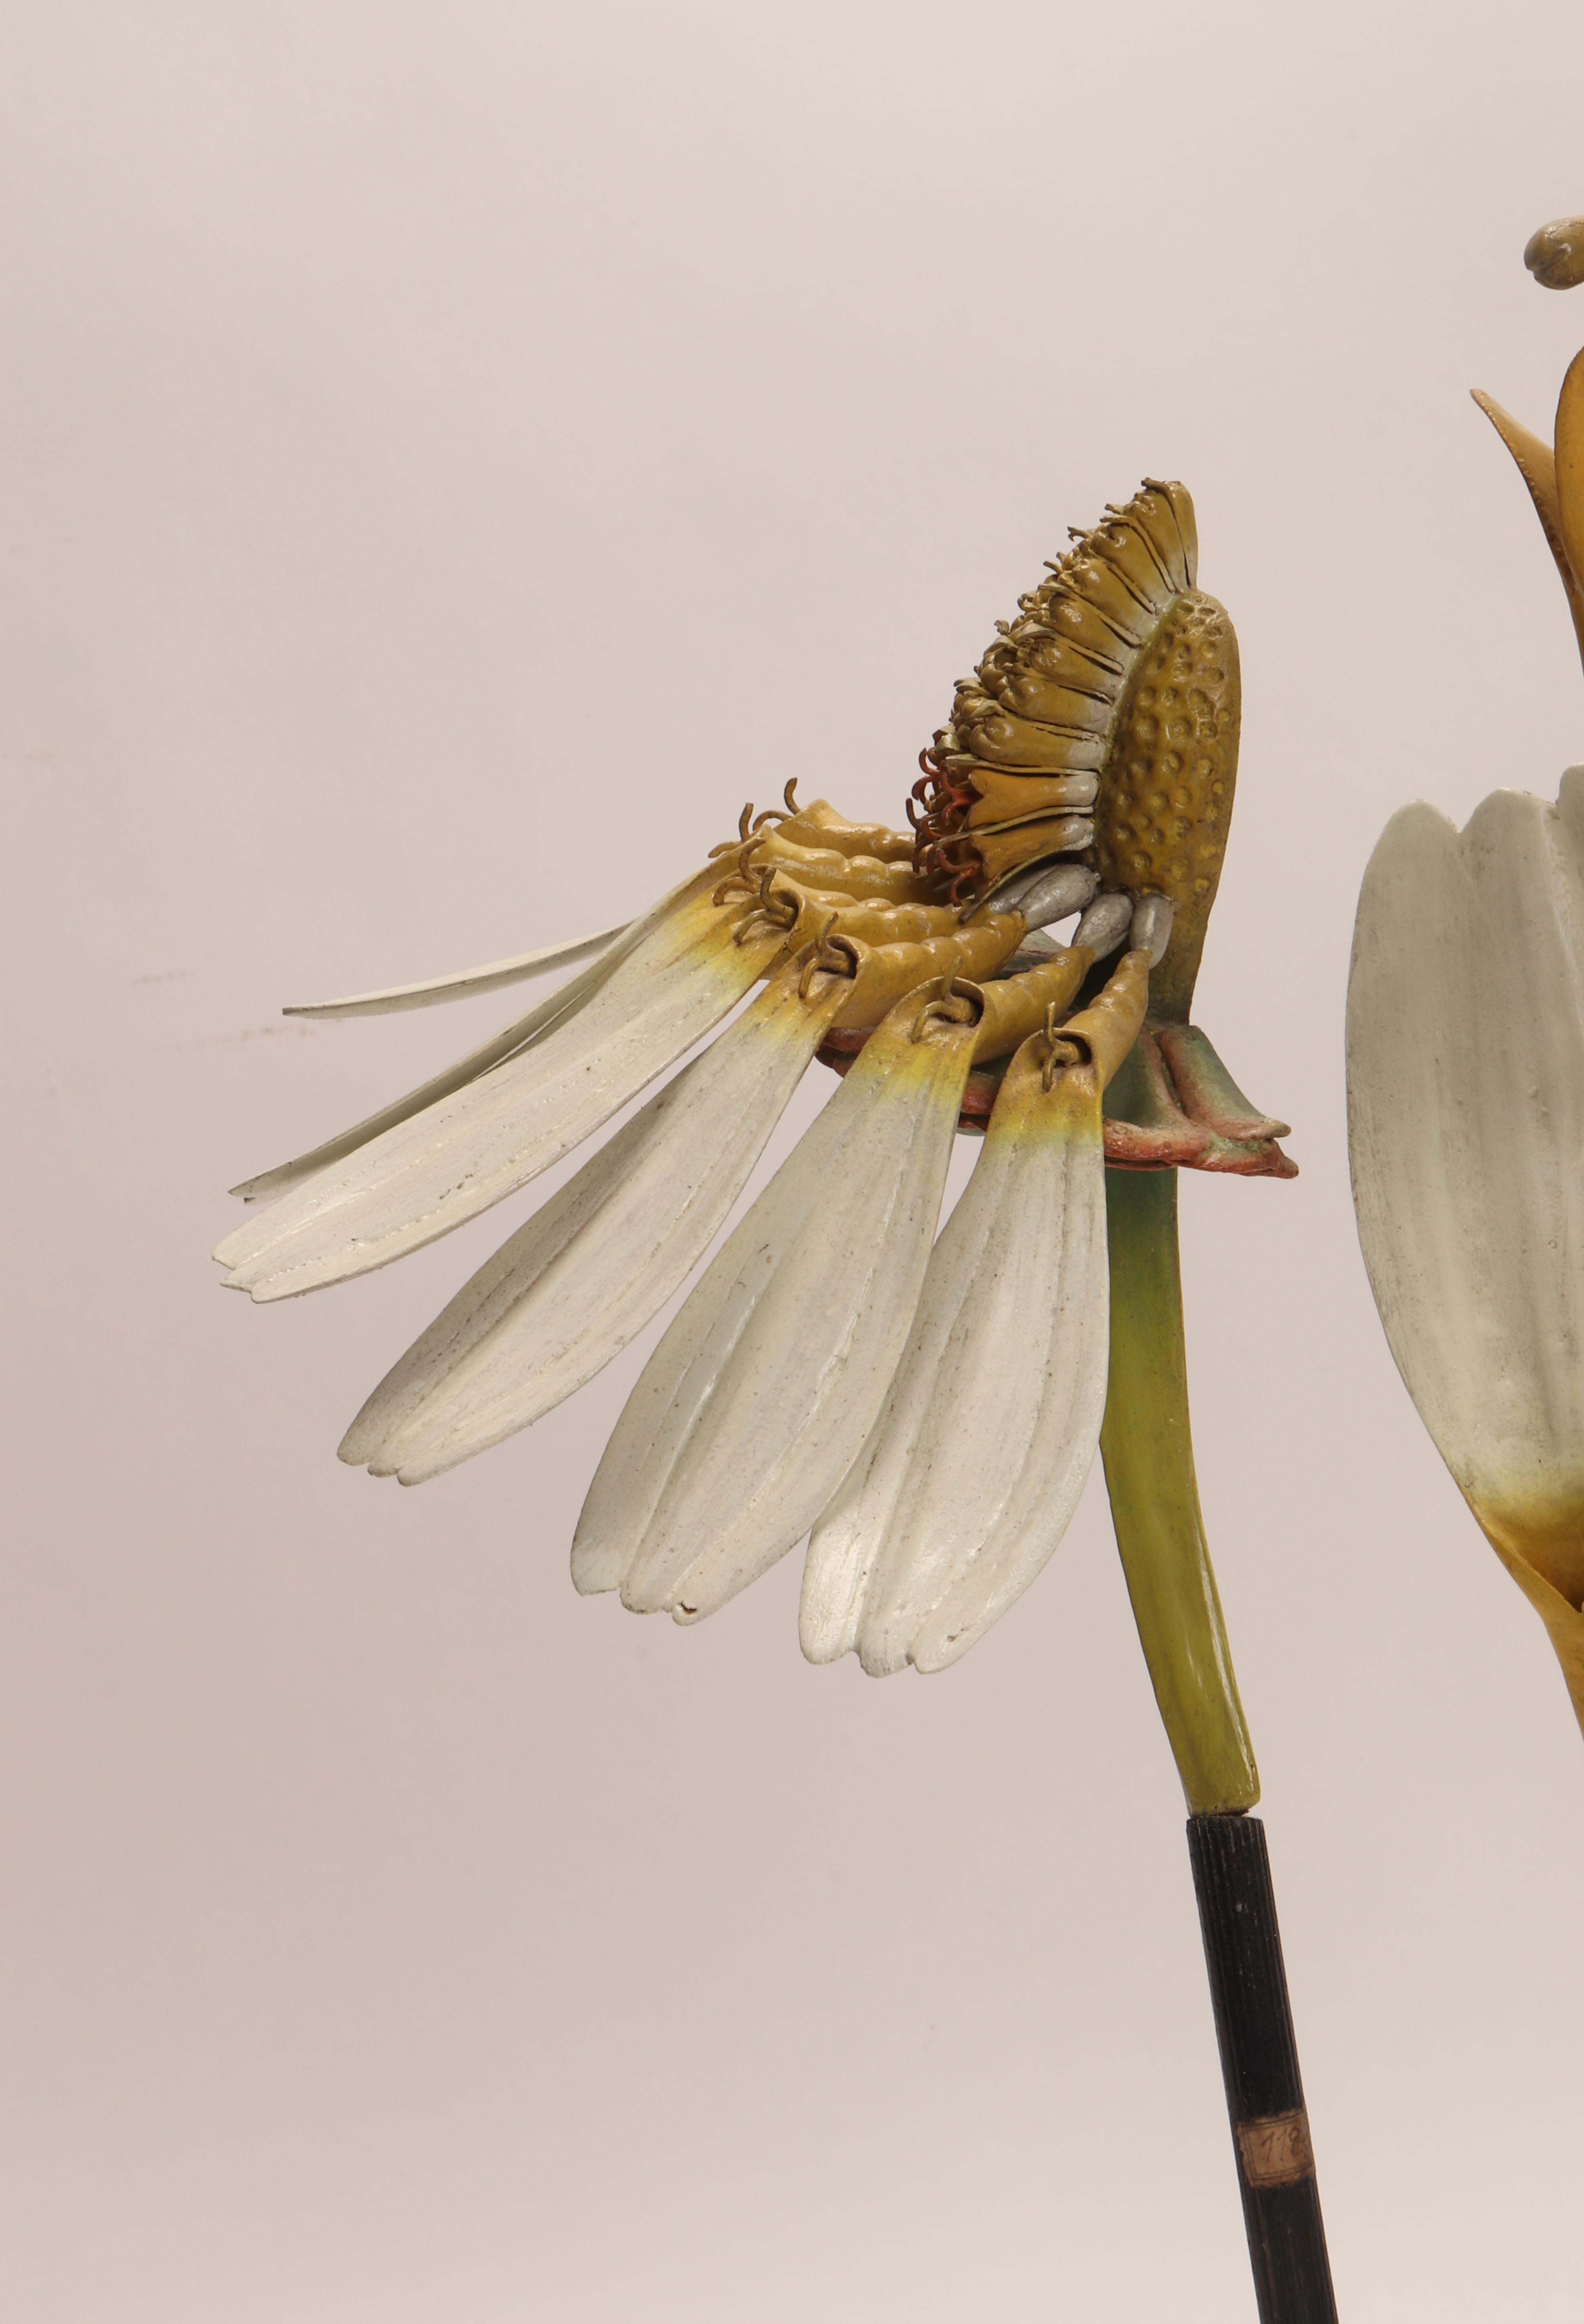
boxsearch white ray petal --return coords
[570,989,981,1620]
[339,960,851,1482]
[1348,773,1584,1613]
[801,1039,1109,1675]
[232,951,630,1209]
[283,922,631,1019]
[230,869,712,1204]
[214,894,786,1301]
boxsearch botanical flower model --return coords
[218,480,1293,1690]
[1348,217,1584,1735]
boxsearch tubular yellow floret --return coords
[1051,948,1152,1088]
[960,948,1095,1063]
[754,876,964,953]
[756,829,935,903]
[829,915,1025,1029]
[777,799,918,861]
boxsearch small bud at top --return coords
[1524,216,1584,290]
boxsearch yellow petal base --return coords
[1469,1492,1584,1739]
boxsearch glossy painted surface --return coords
[1092,591,1240,1020]
[1100,1167,1260,1813]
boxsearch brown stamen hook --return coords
[800,918,857,998]
[1040,1001,1087,1090]
[911,972,982,1042]
[712,835,769,905]
[735,872,800,946]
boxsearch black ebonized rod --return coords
[1186,1813,1339,2324]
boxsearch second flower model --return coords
[1348,219,1584,1740]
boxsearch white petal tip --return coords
[396,1458,449,1487]
[908,1638,963,1676]
[797,1610,859,1665]
[618,1577,668,1616]
[345,1418,456,1484]
[227,1172,291,1204]
[570,1544,623,1597]
[345,1414,392,1465]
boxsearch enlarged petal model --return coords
[1348,776,1584,1730]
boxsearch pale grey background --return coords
[5,2,1584,2318]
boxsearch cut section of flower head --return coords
[1347,774,1584,1732]
[908,480,1292,1172]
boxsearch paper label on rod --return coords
[1236,2109,1315,2187]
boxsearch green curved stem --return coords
[1100,1167,1259,1814]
